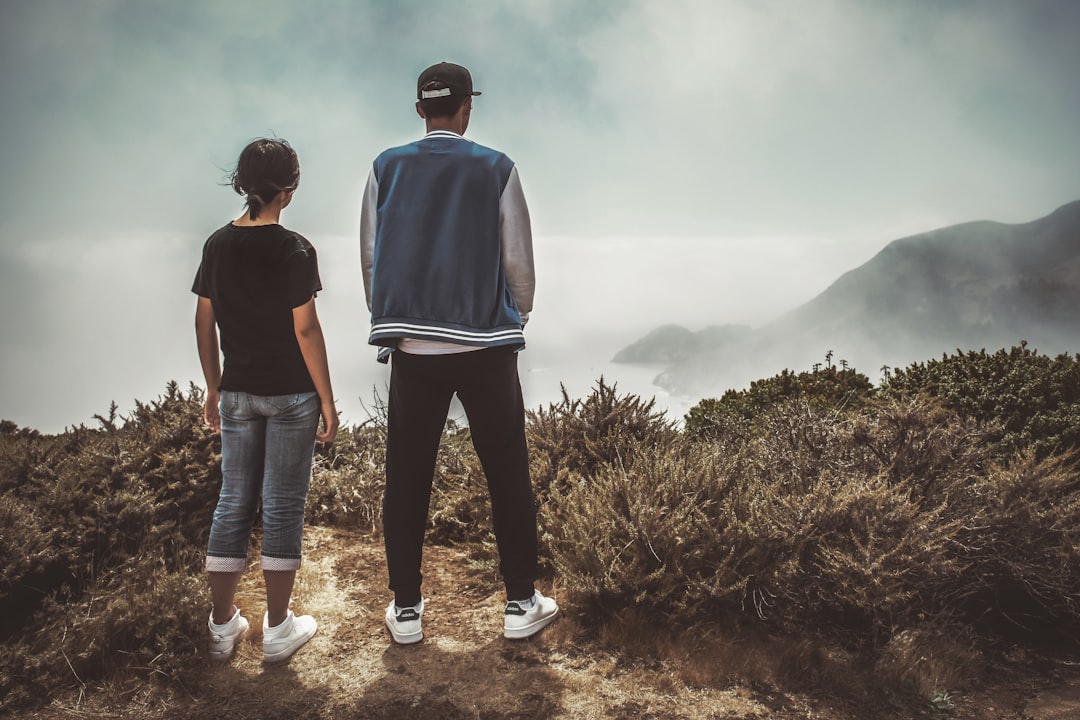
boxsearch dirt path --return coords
[25,526,1080,719]
[189,527,776,719]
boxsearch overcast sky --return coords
[2,0,1079,432]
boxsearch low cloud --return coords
[2,0,1078,430]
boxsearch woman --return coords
[192,137,338,663]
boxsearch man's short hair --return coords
[419,94,470,119]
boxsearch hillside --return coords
[7,366,1080,718]
[622,200,1080,397]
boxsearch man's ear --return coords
[415,101,426,119]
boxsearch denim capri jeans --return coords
[206,390,320,573]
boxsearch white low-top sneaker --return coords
[504,590,559,640]
[208,607,249,661]
[262,610,317,663]
[385,598,424,644]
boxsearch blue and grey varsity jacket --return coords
[360,130,535,360]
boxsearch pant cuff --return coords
[261,555,301,571]
[206,555,247,573]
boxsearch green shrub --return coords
[882,344,1080,459]
[685,359,874,441]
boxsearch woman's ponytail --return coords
[228,138,300,221]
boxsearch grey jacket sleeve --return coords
[359,166,378,311]
[499,165,535,321]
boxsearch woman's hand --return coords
[195,297,223,435]
[293,297,338,444]
[204,389,221,434]
[316,398,339,444]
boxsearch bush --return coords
[525,379,679,573]
[548,439,747,618]
[526,377,678,495]
[685,359,874,441]
[934,450,1080,642]
[0,383,219,709]
[306,396,495,548]
[307,419,386,533]
[551,390,1080,650]
[882,344,1080,459]
[427,421,493,546]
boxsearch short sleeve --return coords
[285,241,322,308]
[191,243,211,297]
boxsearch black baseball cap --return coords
[417,62,482,100]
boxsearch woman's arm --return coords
[195,297,222,433]
[293,296,339,443]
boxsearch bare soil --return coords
[18,527,1080,719]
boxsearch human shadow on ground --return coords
[332,636,567,719]
[164,659,334,720]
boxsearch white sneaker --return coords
[385,599,424,644]
[504,591,558,639]
[208,607,249,661]
[262,610,317,663]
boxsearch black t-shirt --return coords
[192,223,322,395]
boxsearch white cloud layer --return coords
[1,0,1078,430]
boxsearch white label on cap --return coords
[421,88,452,99]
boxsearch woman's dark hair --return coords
[419,94,470,120]
[229,138,300,221]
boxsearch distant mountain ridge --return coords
[618,200,1080,397]
[612,324,753,364]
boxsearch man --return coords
[360,62,557,644]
